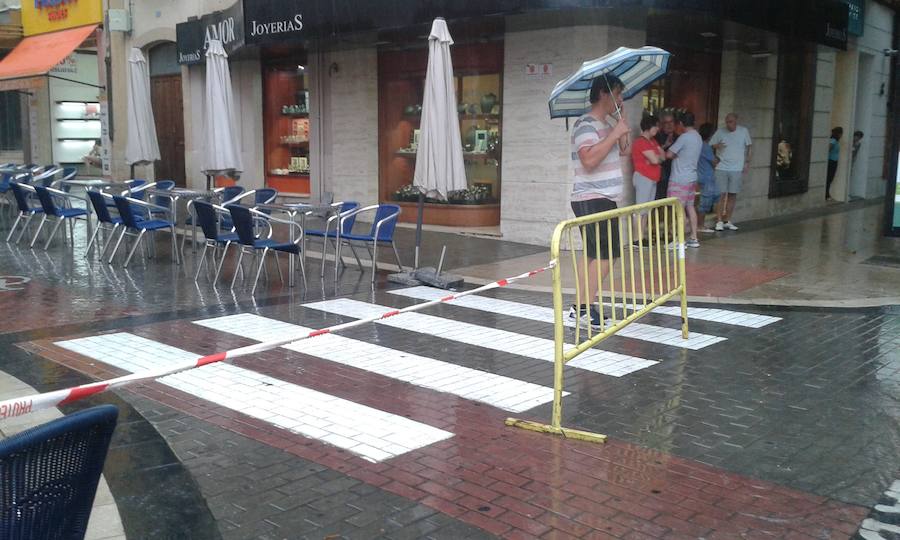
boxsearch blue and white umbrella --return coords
[548,46,671,119]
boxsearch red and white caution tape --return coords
[0,261,556,421]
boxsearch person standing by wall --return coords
[696,123,720,233]
[631,115,664,246]
[665,112,701,248]
[568,74,631,328]
[852,130,864,164]
[654,111,678,201]
[826,127,843,201]
[710,113,752,231]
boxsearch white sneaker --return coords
[686,238,700,248]
[714,221,724,231]
[699,227,716,233]
[724,222,739,231]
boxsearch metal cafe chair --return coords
[109,195,181,267]
[334,203,403,285]
[85,190,125,260]
[31,186,89,249]
[304,201,359,280]
[227,204,305,294]
[6,182,44,244]
[192,200,239,284]
[0,405,118,540]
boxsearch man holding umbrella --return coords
[569,74,631,328]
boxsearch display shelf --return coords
[58,137,99,141]
[395,150,499,163]
[281,112,309,118]
[56,118,101,122]
[379,41,503,227]
[269,172,310,177]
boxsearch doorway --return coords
[148,43,186,187]
[646,12,722,126]
[850,52,874,200]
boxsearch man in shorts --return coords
[569,73,631,328]
[665,112,701,248]
[710,113,752,231]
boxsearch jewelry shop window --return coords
[769,41,816,198]
[263,57,311,196]
[378,41,503,227]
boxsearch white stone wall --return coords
[499,23,645,246]
[320,48,379,206]
[854,0,894,199]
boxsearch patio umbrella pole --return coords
[415,191,425,270]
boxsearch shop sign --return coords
[846,0,864,37]
[176,0,244,65]
[22,0,102,37]
[243,0,306,44]
[49,51,98,85]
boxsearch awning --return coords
[0,24,97,90]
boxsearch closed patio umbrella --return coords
[411,17,467,268]
[202,39,243,189]
[124,48,160,168]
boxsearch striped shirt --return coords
[570,114,623,202]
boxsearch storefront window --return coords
[0,91,22,151]
[263,58,310,195]
[378,41,502,226]
[769,41,816,198]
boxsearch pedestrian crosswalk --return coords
[193,313,565,413]
[57,333,453,463]
[52,288,782,464]
[388,287,727,350]
[304,298,659,376]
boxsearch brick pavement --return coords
[14,291,899,538]
[1,221,899,538]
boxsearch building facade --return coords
[52,1,900,242]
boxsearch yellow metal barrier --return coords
[506,197,689,443]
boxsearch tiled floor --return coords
[305,298,659,377]
[389,286,728,349]
[57,333,454,463]
[194,313,562,413]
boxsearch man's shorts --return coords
[571,198,619,260]
[667,181,697,206]
[699,193,720,214]
[715,170,742,194]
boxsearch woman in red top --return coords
[631,115,665,246]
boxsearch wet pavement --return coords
[0,201,898,539]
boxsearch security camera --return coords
[884,49,899,57]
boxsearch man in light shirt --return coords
[710,113,752,231]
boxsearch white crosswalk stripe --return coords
[193,313,565,413]
[56,333,453,463]
[304,299,659,377]
[388,286,727,350]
